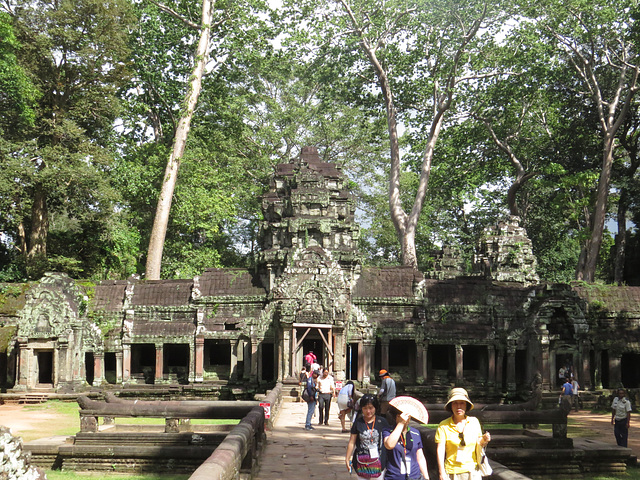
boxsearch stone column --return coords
[122,344,131,382]
[194,336,204,382]
[593,348,603,390]
[243,340,251,380]
[487,345,496,388]
[363,340,375,386]
[257,341,263,383]
[154,344,163,383]
[280,326,292,381]
[540,334,550,391]
[609,354,622,388]
[506,345,516,393]
[230,339,239,381]
[579,339,591,390]
[496,346,504,391]
[380,336,390,372]
[416,341,428,384]
[16,338,28,390]
[92,352,104,386]
[115,351,123,384]
[549,351,557,389]
[333,328,346,381]
[250,338,259,382]
[57,337,69,386]
[455,345,463,384]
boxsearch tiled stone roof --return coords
[130,280,193,306]
[572,284,640,314]
[93,281,127,311]
[198,269,266,297]
[354,267,424,298]
[132,321,196,337]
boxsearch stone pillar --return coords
[549,351,557,389]
[194,336,204,382]
[506,345,516,393]
[250,338,259,382]
[609,354,622,387]
[593,348,603,389]
[455,345,463,384]
[487,345,496,387]
[257,342,263,383]
[496,346,504,391]
[363,340,375,386]
[243,340,251,380]
[57,337,69,386]
[333,328,346,381]
[115,351,123,384]
[122,344,131,382]
[579,339,590,390]
[154,344,163,383]
[16,338,28,390]
[380,336,390,372]
[230,339,240,381]
[540,334,550,391]
[93,352,104,387]
[416,341,428,384]
[281,326,292,381]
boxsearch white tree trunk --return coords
[145,0,213,280]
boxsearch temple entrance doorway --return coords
[621,353,640,388]
[347,343,359,380]
[295,323,333,373]
[36,350,53,385]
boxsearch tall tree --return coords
[1,0,132,279]
[524,0,640,282]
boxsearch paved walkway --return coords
[253,400,351,480]
[254,403,640,479]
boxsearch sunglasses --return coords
[458,432,466,447]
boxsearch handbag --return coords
[475,443,492,477]
[354,454,382,478]
[301,388,312,402]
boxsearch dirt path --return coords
[568,411,640,459]
[0,404,69,443]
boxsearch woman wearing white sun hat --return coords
[435,388,491,480]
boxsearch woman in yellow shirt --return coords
[435,388,491,480]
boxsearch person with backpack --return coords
[303,370,319,431]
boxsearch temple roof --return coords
[197,268,266,297]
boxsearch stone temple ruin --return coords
[1,146,640,402]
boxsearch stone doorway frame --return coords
[292,323,333,372]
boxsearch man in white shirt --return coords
[316,368,336,425]
[611,388,632,447]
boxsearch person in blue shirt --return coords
[304,370,319,430]
[383,405,429,480]
[559,377,574,411]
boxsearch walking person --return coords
[317,367,336,425]
[337,380,355,433]
[383,397,430,480]
[612,388,632,447]
[571,377,581,411]
[436,387,491,480]
[303,370,319,431]
[378,369,396,415]
[559,377,574,412]
[346,394,390,479]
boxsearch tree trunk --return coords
[614,189,629,284]
[26,185,48,277]
[580,138,614,282]
[145,0,213,280]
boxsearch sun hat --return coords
[389,396,429,424]
[444,387,474,412]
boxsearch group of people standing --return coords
[344,386,490,480]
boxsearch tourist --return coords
[317,367,336,425]
[611,388,632,447]
[303,370,319,431]
[571,377,581,411]
[383,400,430,480]
[346,393,390,479]
[559,377,573,411]
[378,369,397,415]
[304,350,316,365]
[338,380,355,433]
[436,387,491,480]
[299,363,310,386]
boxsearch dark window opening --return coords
[430,345,453,371]
[516,349,527,388]
[104,352,116,384]
[622,353,640,388]
[347,343,359,380]
[164,344,190,384]
[131,343,155,384]
[261,342,275,381]
[225,323,238,331]
[463,345,483,370]
[389,340,412,367]
[37,351,53,384]
[206,340,231,366]
[85,352,94,385]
